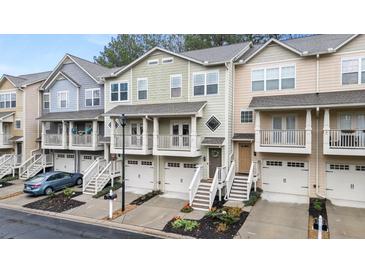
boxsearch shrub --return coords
[313,199,322,211]
[180,203,193,213]
[63,188,75,199]
[171,217,199,232]
[244,190,262,207]
[216,222,228,233]
[48,192,56,199]
[206,207,241,225]
[224,207,241,218]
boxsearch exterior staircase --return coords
[0,154,17,180]
[19,154,54,180]
[191,179,212,211]
[228,174,249,201]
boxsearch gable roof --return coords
[38,109,104,121]
[0,71,51,89]
[40,53,114,90]
[107,43,251,78]
[237,34,359,63]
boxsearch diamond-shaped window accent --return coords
[206,116,221,132]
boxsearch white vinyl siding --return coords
[57,91,68,108]
[111,82,128,102]
[252,65,295,91]
[170,75,182,98]
[193,71,219,96]
[0,92,16,109]
[137,78,148,100]
[85,88,100,107]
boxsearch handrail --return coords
[82,157,105,192]
[245,161,257,200]
[0,154,16,176]
[188,165,202,206]
[94,161,112,194]
[208,167,221,210]
[19,154,41,176]
[224,161,236,200]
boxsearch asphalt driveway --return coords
[326,201,365,239]
[236,199,308,239]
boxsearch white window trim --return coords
[57,90,68,108]
[251,64,296,92]
[341,56,365,86]
[137,78,148,101]
[170,74,182,98]
[337,111,365,129]
[84,88,101,107]
[271,114,298,130]
[110,81,129,102]
[14,119,21,130]
[147,59,159,65]
[43,93,50,109]
[170,120,190,135]
[0,92,16,109]
[240,109,254,124]
[192,70,219,97]
[162,57,174,64]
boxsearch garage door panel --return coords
[54,153,75,173]
[262,160,308,196]
[326,163,365,203]
[165,162,197,194]
[125,160,154,190]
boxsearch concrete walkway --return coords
[327,201,365,239]
[236,199,308,239]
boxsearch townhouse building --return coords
[232,34,365,208]
[0,71,50,178]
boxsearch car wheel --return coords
[44,187,53,195]
[76,178,83,186]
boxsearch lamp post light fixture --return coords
[117,114,127,211]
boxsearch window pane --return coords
[111,92,119,101]
[0,102,4,108]
[171,87,181,98]
[194,85,205,96]
[138,79,148,91]
[93,98,100,106]
[171,75,181,88]
[252,69,264,81]
[241,111,253,123]
[85,90,92,99]
[193,73,205,86]
[252,80,264,91]
[281,78,295,89]
[340,114,352,130]
[206,72,218,85]
[120,92,128,101]
[342,72,358,85]
[281,66,295,78]
[342,59,358,73]
[138,90,147,100]
[44,102,49,109]
[61,101,66,108]
[111,84,119,92]
[266,79,279,90]
[266,68,279,80]
[207,84,218,94]
[120,83,128,91]
[86,99,92,106]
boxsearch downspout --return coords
[315,54,325,198]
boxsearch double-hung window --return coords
[252,69,265,91]
[241,110,253,123]
[57,91,68,108]
[342,59,359,85]
[0,92,16,109]
[85,88,100,107]
[111,82,128,102]
[43,93,50,109]
[170,75,182,98]
[137,79,148,100]
[281,66,295,89]
[266,68,279,90]
[252,65,295,91]
[193,71,219,96]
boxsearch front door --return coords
[238,143,251,173]
[209,147,222,178]
[16,142,22,155]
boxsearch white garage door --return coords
[125,160,154,190]
[164,162,197,194]
[262,160,308,196]
[80,154,100,174]
[54,153,75,173]
[326,163,365,203]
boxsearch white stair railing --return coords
[94,161,112,194]
[208,167,223,210]
[245,161,258,200]
[19,154,41,177]
[224,161,236,200]
[82,158,106,192]
[188,165,202,206]
[0,154,16,178]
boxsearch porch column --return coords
[92,120,98,148]
[69,121,74,147]
[0,121,4,146]
[62,121,67,148]
[254,111,260,152]
[323,109,330,153]
[41,122,45,148]
[153,117,159,153]
[305,109,312,151]
[142,117,148,151]
[191,116,197,152]
[110,117,116,151]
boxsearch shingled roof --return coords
[1,71,51,88]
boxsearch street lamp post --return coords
[117,114,127,211]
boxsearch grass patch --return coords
[92,182,122,199]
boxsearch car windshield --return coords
[30,175,47,183]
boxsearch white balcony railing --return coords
[259,130,306,147]
[0,134,12,145]
[43,133,64,146]
[114,134,153,150]
[157,135,192,150]
[327,129,365,149]
[72,134,92,147]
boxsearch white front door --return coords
[54,153,75,173]
[326,163,365,204]
[80,154,99,174]
[164,162,197,194]
[262,160,308,197]
[125,159,154,190]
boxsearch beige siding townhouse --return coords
[232,34,365,208]
[0,72,50,179]
[99,44,251,210]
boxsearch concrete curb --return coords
[0,202,193,239]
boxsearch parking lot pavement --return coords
[236,199,308,239]
[326,201,365,239]
[0,179,24,199]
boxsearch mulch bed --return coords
[308,198,330,239]
[0,182,13,189]
[130,190,161,206]
[163,212,249,239]
[23,192,85,213]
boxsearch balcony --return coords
[324,129,365,156]
[42,133,68,149]
[254,110,312,154]
[154,134,201,157]
[69,133,103,151]
[113,134,153,155]
[0,134,13,148]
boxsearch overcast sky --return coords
[0,34,115,76]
